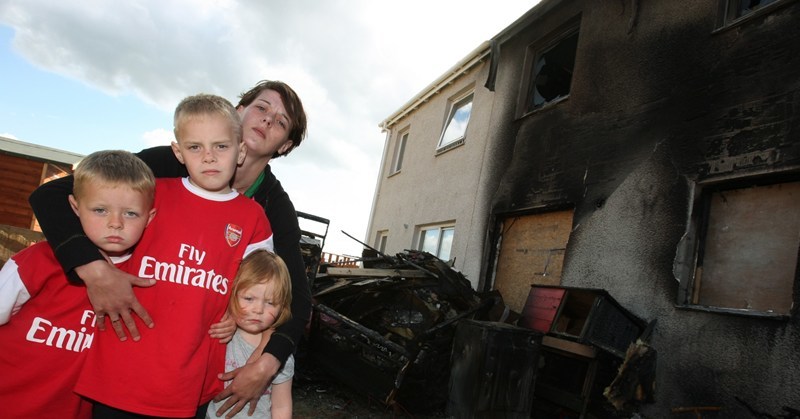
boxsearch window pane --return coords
[735,0,778,18]
[420,229,440,254]
[438,227,454,261]
[392,132,407,172]
[527,31,579,112]
[377,233,388,253]
[439,94,473,147]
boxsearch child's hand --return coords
[209,312,236,343]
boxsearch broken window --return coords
[418,225,454,261]
[676,177,800,316]
[525,29,579,113]
[391,130,408,174]
[437,92,473,152]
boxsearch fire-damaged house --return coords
[359,0,800,416]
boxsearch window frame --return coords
[675,172,800,318]
[436,91,474,154]
[376,230,388,254]
[390,130,408,175]
[715,0,794,29]
[520,24,580,116]
[417,224,455,261]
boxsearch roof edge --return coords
[0,135,84,166]
[379,41,491,131]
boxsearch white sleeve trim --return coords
[0,259,31,325]
[244,235,274,257]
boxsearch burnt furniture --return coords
[520,285,647,418]
[447,319,544,418]
[296,210,329,286]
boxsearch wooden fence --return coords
[321,252,359,268]
[0,224,45,268]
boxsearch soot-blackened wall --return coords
[488,0,800,414]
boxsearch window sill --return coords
[675,303,790,320]
[518,95,570,121]
[712,0,798,34]
[435,138,465,156]
[387,169,401,178]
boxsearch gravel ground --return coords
[292,357,450,419]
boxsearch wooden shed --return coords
[0,136,83,266]
[0,136,82,230]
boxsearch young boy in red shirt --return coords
[0,150,157,418]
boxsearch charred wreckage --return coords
[299,228,656,418]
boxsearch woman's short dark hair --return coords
[237,80,307,158]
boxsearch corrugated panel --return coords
[520,286,566,332]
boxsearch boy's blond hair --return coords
[173,93,242,143]
[73,150,156,205]
[230,250,292,329]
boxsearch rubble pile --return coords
[307,250,492,413]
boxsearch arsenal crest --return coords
[225,224,243,247]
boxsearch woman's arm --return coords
[28,175,104,279]
[262,176,312,362]
[135,145,188,178]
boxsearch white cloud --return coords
[0,0,537,255]
[142,128,175,148]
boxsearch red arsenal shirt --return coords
[75,178,273,417]
[0,242,132,419]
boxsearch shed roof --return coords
[0,136,84,167]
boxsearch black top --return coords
[28,145,311,365]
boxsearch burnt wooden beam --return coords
[325,267,431,278]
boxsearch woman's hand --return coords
[210,312,236,343]
[76,260,156,341]
[211,353,279,418]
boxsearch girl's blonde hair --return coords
[230,250,292,328]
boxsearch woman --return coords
[28,80,311,418]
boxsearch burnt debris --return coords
[308,249,491,413]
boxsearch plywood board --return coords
[494,209,574,312]
[698,181,800,314]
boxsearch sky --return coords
[0,0,538,257]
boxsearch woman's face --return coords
[237,89,293,160]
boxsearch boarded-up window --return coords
[492,209,574,312]
[692,181,800,314]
